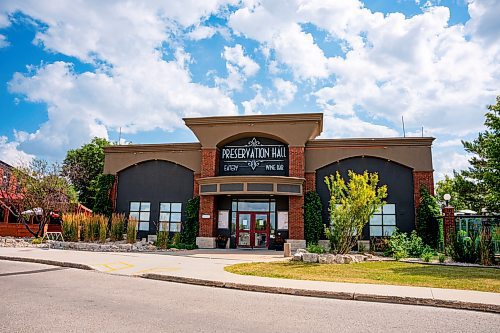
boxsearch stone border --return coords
[0,256,498,314]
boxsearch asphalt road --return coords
[0,261,498,333]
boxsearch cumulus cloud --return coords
[1,0,237,159]
[216,44,260,91]
[0,136,34,166]
[188,25,217,40]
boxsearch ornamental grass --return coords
[110,213,126,241]
[127,218,138,244]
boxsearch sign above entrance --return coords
[219,137,289,176]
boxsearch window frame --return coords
[369,204,397,237]
[129,201,151,231]
[159,202,183,233]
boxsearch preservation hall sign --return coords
[219,137,289,176]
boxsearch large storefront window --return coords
[159,202,182,232]
[369,204,396,236]
[129,202,150,231]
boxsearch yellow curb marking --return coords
[95,261,135,273]
[132,267,182,275]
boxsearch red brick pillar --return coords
[413,171,434,209]
[193,173,200,197]
[305,172,316,192]
[110,175,118,211]
[443,206,455,245]
[198,148,218,238]
[288,146,305,240]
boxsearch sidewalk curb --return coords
[0,256,93,271]
[1,256,498,314]
[142,273,500,314]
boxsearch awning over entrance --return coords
[198,176,304,196]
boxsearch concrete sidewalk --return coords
[0,247,499,313]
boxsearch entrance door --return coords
[236,212,270,248]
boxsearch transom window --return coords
[129,202,150,231]
[369,204,396,236]
[159,202,182,233]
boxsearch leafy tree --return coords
[0,160,77,237]
[435,172,484,212]
[461,96,500,212]
[91,174,115,216]
[180,196,199,246]
[416,186,442,249]
[304,191,323,245]
[324,170,387,254]
[62,137,110,208]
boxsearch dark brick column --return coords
[413,170,434,209]
[305,172,316,193]
[443,206,455,245]
[198,148,218,238]
[288,146,305,240]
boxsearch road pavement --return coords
[1,260,499,333]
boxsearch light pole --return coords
[443,193,451,207]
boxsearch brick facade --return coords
[442,206,455,245]
[288,146,305,240]
[413,171,434,208]
[193,173,200,196]
[305,172,316,192]
[199,148,219,237]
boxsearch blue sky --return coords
[0,0,499,181]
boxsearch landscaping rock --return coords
[319,254,335,264]
[296,249,308,254]
[302,253,319,263]
[292,252,303,261]
[334,254,345,264]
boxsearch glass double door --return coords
[236,212,270,248]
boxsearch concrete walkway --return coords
[0,247,499,313]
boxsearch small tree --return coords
[91,174,115,216]
[304,191,323,245]
[324,171,387,254]
[180,196,199,246]
[0,160,77,238]
[416,186,442,248]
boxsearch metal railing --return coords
[455,215,500,255]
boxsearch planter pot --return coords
[216,240,227,249]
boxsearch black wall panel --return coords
[315,157,415,239]
[116,160,194,238]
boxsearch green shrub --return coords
[126,218,137,244]
[448,230,478,263]
[407,231,425,257]
[385,229,408,259]
[307,244,326,254]
[438,253,446,263]
[180,196,199,246]
[172,232,181,246]
[110,213,125,241]
[91,174,115,216]
[416,186,441,248]
[478,227,494,266]
[304,191,323,246]
[421,247,434,262]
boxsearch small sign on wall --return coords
[277,211,288,230]
[218,210,229,229]
[202,214,211,219]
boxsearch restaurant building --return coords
[103,113,434,249]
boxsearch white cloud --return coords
[466,0,500,47]
[321,113,399,138]
[0,34,8,48]
[0,136,34,166]
[433,151,471,181]
[273,78,297,106]
[1,0,237,159]
[216,44,260,91]
[188,25,217,40]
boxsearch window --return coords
[369,204,396,236]
[159,202,182,232]
[129,202,150,231]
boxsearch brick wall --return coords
[413,171,434,208]
[442,206,455,245]
[110,175,118,211]
[198,148,219,237]
[305,172,316,192]
[288,146,305,240]
[193,173,200,196]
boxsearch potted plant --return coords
[216,234,228,249]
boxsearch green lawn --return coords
[224,261,500,293]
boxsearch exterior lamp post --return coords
[443,193,451,207]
